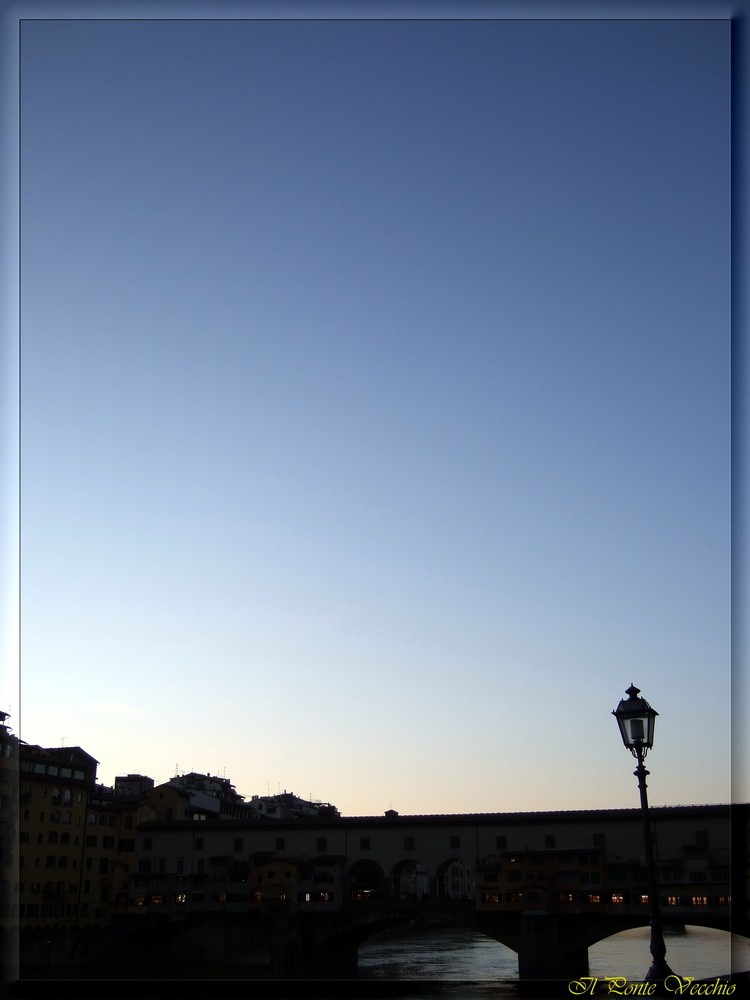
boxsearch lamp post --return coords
[612,684,675,986]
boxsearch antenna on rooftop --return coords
[60,736,67,746]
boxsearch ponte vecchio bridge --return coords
[125,803,746,979]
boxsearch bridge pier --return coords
[516,914,589,982]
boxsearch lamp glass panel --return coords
[628,718,645,743]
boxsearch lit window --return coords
[175,893,187,905]
[611,893,624,904]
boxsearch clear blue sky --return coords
[13,13,732,814]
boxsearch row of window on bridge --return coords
[479,891,730,908]
[121,889,732,913]
[133,889,335,908]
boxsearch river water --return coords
[357,923,750,990]
[31,920,750,994]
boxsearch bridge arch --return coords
[390,858,430,899]
[433,856,475,900]
[589,924,746,980]
[347,859,386,901]
[576,906,733,951]
[357,918,519,978]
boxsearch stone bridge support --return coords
[473,910,602,981]
[515,914,590,981]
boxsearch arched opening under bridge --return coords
[433,856,475,900]
[357,922,518,981]
[347,858,386,902]
[390,859,429,900]
[589,925,748,981]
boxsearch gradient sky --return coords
[13,13,733,815]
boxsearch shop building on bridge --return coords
[475,842,731,918]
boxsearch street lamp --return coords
[612,684,675,986]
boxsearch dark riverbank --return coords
[20,958,274,979]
